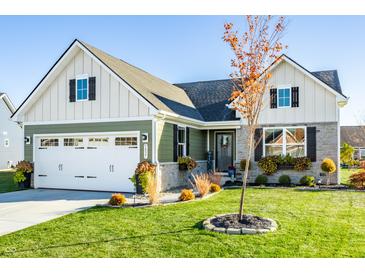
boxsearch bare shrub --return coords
[208,172,222,186]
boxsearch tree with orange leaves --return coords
[223,16,287,220]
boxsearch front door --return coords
[216,132,233,172]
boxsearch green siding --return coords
[157,123,207,162]
[189,128,207,160]
[158,122,174,162]
[24,120,152,162]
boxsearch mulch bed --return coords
[210,213,273,230]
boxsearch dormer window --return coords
[277,86,291,108]
[76,75,89,101]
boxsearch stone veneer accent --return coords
[236,122,339,184]
[158,161,208,192]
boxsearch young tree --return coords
[223,16,287,220]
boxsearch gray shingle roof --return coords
[311,70,343,94]
[341,126,365,147]
[175,79,239,122]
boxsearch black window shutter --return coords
[69,79,76,102]
[254,128,263,161]
[89,77,96,101]
[270,88,277,108]
[307,127,317,162]
[173,124,178,162]
[186,127,190,156]
[291,86,299,107]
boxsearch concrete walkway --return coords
[0,189,116,236]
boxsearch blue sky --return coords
[0,15,363,125]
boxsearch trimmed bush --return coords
[179,189,195,201]
[321,158,336,173]
[109,193,127,206]
[255,174,268,185]
[258,156,278,175]
[278,174,291,186]
[210,183,221,193]
[348,171,365,190]
[293,157,312,171]
[300,175,315,187]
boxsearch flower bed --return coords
[203,213,277,235]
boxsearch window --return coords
[115,137,138,146]
[88,137,109,146]
[76,76,88,101]
[64,138,83,147]
[40,138,59,147]
[4,139,9,147]
[360,148,365,160]
[264,127,305,157]
[177,126,186,157]
[278,87,291,108]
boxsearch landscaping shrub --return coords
[208,172,221,186]
[146,173,159,204]
[360,161,365,169]
[191,173,211,197]
[178,156,197,171]
[300,175,315,187]
[15,161,33,173]
[278,174,291,186]
[348,171,365,190]
[255,174,268,185]
[239,159,251,170]
[258,156,278,175]
[293,157,312,171]
[109,193,127,206]
[13,170,26,184]
[210,183,221,193]
[130,161,157,193]
[321,158,336,184]
[179,189,195,201]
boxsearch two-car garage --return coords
[33,132,140,192]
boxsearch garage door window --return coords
[115,137,138,146]
[89,137,109,146]
[40,138,59,147]
[64,138,84,147]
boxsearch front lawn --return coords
[0,188,364,258]
[0,171,18,193]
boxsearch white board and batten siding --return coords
[239,60,339,125]
[23,49,151,123]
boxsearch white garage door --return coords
[34,132,140,192]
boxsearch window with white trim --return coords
[115,137,138,146]
[4,139,9,147]
[264,127,305,157]
[40,138,59,147]
[76,75,88,101]
[64,138,84,147]
[277,86,291,108]
[177,126,186,157]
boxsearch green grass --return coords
[340,168,365,186]
[0,171,18,193]
[0,188,364,258]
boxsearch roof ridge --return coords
[175,78,232,85]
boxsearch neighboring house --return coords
[341,126,365,160]
[11,39,348,191]
[0,93,22,169]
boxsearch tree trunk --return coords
[238,129,254,221]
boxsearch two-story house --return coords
[0,93,22,169]
[11,40,348,191]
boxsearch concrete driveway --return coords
[0,189,115,236]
